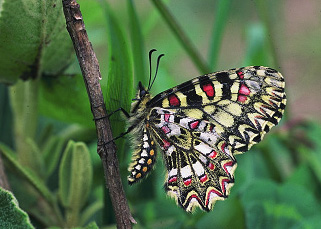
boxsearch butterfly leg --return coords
[94,107,131,145]
[93,107,130,121]
[107,107,130,119]
[100,125,134,146]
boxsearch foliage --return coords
[0,0,320,228]
[0,187,34,228]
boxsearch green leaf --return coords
[39,75,94,127]
[0,0,74,84]
[254,0,281,68]
[0,143,53,202]
[101,1,133,154]
[196,196,245,229]
[59,140,93,226]
[83,221,99,229]
[292,215,321,229]
[127,0,147,86]
[151,0,210,74]
[208,0,232,71]
[79,200,103,226]
[296,122,321,189]
[0,188,34,228]
[241,180,321,228]
[9,80,40,171]
[243,22,270,67]
[0,84,13,145]
[43,136,65,179]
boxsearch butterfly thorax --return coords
[127,82,158,185]
[128,82,152,136]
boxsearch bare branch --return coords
[61,1,135,227]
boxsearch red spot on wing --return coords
[200,174,208,183]
[202,83,215,98]
[163,139,171,149]
[237,71,244,79]
[208,150,217,159]
[208,163,215,170]
[161,125,171,134]
[183,178,192,186]
[168,176,177,184]
[168,94,180,106]
[238,95,247,103]
[239,84,250,95]
[164,113,170,122]
[221,143,226,152]
[189,120,200,129]
[238,84,251,103]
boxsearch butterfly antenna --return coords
[148,49,157,90]
[149,53,165,91]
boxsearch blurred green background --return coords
[1,0,321,228]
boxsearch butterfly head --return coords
[130,81,151,114]
[138,81,148,98]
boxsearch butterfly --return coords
[124,50,286,212]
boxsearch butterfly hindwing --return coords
[148,108,237,211]
[127,66,286,212]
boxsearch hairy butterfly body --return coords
[127,65,286,212]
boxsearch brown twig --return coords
[61,1,135,228]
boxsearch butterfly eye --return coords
[139,89,146,98]
[138,81,147,98]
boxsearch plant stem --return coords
[208,0,232,71]
[151,0,210,74]
[255,0,280,68]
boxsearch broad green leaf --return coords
[0,188,34,228]
[38,2,108,127]
[39,75,93,127]
[59,140,93,226]
[0,0,74,84]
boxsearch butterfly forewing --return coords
[127,66,286,212]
